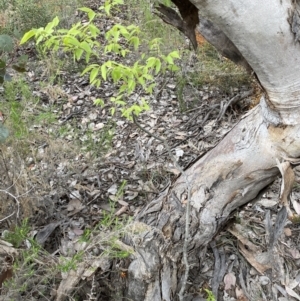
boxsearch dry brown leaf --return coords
[107,184,118,195]
[115,205,128,216]
[175,136,187,140]
[291,199,300,215]
[118,199,129,206]
[257,199,277,208]
[238,242,270,274]
[229,224,271,274]
[82,257,111,278]
[224,272,236,290]
[93,122,104,131]
[289,248,300,259]
[125,191,138,200]
[236,287,248,301]
[56,262,86,301]
[72,228,84,236]
[67,199,84,211]
[285,286,300,301]
[168,168,181,176]
[276,159,295,216]
[0,239,17,255]
[175,131,187,136]
[284,227,292,237]
[74,184,90,192]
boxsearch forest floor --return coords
[1,1,300,300]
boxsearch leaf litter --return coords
[2,1,300,300]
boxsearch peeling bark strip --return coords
[155,3,199,50]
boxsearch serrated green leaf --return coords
[85,52,91,63]
[36,35,45,45]
[63,36,80,47]
[116,99,126,105]
[142,74,153,81]
[166,55,174,64]
[81,64,99,75]
[137,77,145,86]
[93,79,101,87]
[90,68,99,83]
[128,79,136,92]
[79,7,96,21]
[52,16,60,27]
[155,59,161,74]
[146,83,156,94]
[75,48,84,61]
[119,26,128,36]
[20,30,36,44]
[87,24,100,37]
[168,50,180,58]
[105,44,113,53]
[94,98,104,106]
[169,65,179,72]
[44,17,59,33]
[80,41,91,53]
[68,27,81,36]
[111,68,121,82]
[146,57,156,68]
[101,64,107,80]
[105,3,111,15]
[130,36,140,50]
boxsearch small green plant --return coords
[79,228,92,243]
[0,79,34,138]
[20,0,180,119]
[79,123,115,156]
[115,179,126,199]
[205,289,216,301]
[2,227,57,300]
[0,31,29,142]
[103,237,132,258]
[100,204,122,229]
[35,111,57,124]
[58,251,84,273]
[3,218,31,247]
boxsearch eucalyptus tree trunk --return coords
[122,1,300,300]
